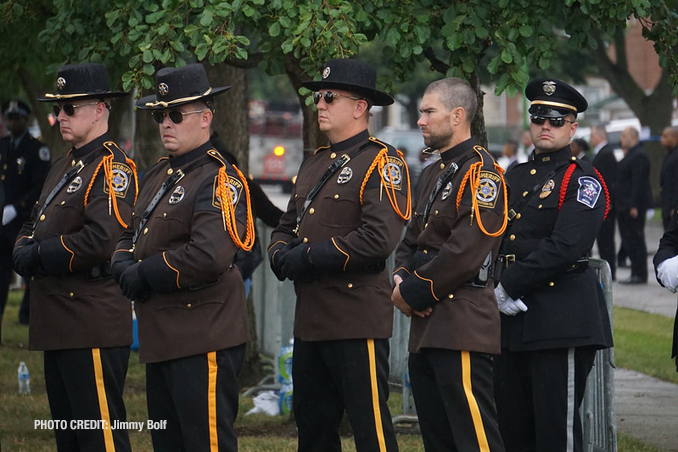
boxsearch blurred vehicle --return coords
[248,100,303,193]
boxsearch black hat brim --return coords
[136,86,230,110]
[301,80,394,106]
[37,91,129,102]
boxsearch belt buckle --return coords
[504,254,515,268]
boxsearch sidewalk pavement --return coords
[611,219,678,451]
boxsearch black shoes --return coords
[619,276,647,285]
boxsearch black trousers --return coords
[44,347,131,452]
[0,234,13,317]
[146,345,245,452]
[493,347,597,452]
[596,211,616,279]
[617,209,647,280]
[292,338,398,452]
[409,349,505,452]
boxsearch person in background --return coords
[269,58,410,452]
[501,138,519,172]
[493,78,612,451]
[653,212,678,372]
[0,100,51,326]
[520,129,534,155]
[570,137,590,161]
[659,126,678,230]
[616,126,652,284]
[13,62,136,452]
[590,124,618,279]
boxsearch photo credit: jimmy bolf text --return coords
[34,419,167,431]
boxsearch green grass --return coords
[1,293,675,451]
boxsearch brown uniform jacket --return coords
[270,130,410,341]
[115,142,249,363]
[17,134,136,351]
[394,138,506,354]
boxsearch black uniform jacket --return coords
[0,132,51,240]
[498,146,613,351]
[652,212,678,371]
[270,130,410,341]
[17,133,136,351]
[115,142,249,363]
[394,139,506,354]
[592,143,617,208]
[616,143,652,212]
[660,146,678,218]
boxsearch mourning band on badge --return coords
[337,166,353,184]
[441,181,453,200]
[577,176,601,208]
[476,171,500,208]
[169,185,185,204]
[540,179,555,199]
[67,176,83,193]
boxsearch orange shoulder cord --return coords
[359,148,412,221]
[217,164,256,251]
[455,149,508,237]
[83,144,139,229]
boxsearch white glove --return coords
[2,205,16,226]
[494,283,528,316]
[657,256,678,293]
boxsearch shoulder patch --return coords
[39,146,51,161]
[213,174,244,209]
[381,155,405,191]
[476,170,501,208]
[104,162,133,198]
[576,176,601,208]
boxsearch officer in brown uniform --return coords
[269,58,411,452]
[493,79,613,451]
[13,63,137,452]
[113,63,254,451]
[392,78,507,452]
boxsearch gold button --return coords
[303,237,308,243]
[30,276,35,281]
[187,303,192,308]
[334,194,339,199]
[60,201,65,205]
[549,282,555,287]
[509,234,516,241]
[515,213,521,219]
[330,152,336,159]
[167,168,174,175]
[163,213,167,217]
[294,194,298,199]
[1,175,5,181]
[2,164,6,170]
[523,191,528,197]
[448,294,454,299]
[39,214,46,221]
[440,163,445,169]
[434,210,439,215]
[69,292,74,298]
[530,169,536,175]
[71,160,76,167]
[423,249,428,254]
[347,283,353,289]
[424,222,428,228]
[309,208,315,215]
[143,227,149,234]
[538,204,543,209]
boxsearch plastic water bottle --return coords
[278,381,293,415]
[18,362,30,395]
[277,338,294,384]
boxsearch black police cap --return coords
[526,78,587,118]
[2,100,30,118]
[37,63,129,102]
[301,58,394,106]
[136,63,230,110]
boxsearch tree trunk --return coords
[469,72,488,148]
[17,66,63,157]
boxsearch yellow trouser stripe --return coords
[367,339,387,452]
[208,351,219,452]
[461,351,490,452]
[92,348,116,452]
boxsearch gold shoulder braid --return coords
[456,146,508,237]
[210,150,255,251]
[359,140,412,221]
[83,141,139,229]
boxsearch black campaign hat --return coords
[2,100,30,118]
[526,78,587,118]
[301,58,394,106]
[37,63,129,102]
[136,63,230,110]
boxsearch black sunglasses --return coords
[530,116,574,128]
[312,91,362,105]
[151,109,206,124]
[52,102,104,117]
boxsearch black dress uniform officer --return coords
[493,79,613,452]
[0,100,51,323]
[13,63,137,452]
[392,78,507,452]
[269,58,411,452]
[653,212,678,371]
[113,63,254,452]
